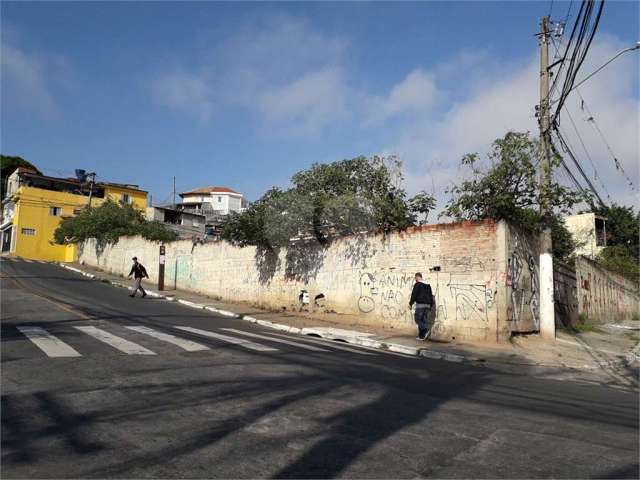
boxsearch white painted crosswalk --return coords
[73,326,156,355]
[11,324,381,358]
[267,332,375,355]
[174,326,279,352]
[15,326,81,358]
[221,328,329,352]
[125,326,209,352]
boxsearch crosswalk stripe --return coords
[125,326,209,352]
[73,326,156,355]
[221,328,329,352]
[16,326,81,358]
[268,333,375,355]
[174,326,278,352]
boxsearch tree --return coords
[592,204,639,281]
[441,131,589,261]
[221,156,436,249]
[593,204,639,258]
[1,155,41,198]
[54,199,177,247]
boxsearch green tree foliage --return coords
[592,204,639,281]
[441,131,589,261]
[1,155,41,198]
[53,199,177,247]
[596,245,639,281]
[221,156,436,249]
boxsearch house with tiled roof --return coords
[178,185,246,235]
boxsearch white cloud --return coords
[380,37,639,212]
[366,69,438,125]
[1,39,61,117]
[151,72,214,121]
[149,14,350,136]
[258,67,348,135]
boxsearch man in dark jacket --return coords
[127,257,149,298]
[409,272,434,340]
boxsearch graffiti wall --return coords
[79,220,536,342]
[503,225,540,333]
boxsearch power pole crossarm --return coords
[539,16,555,340]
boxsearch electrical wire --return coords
[563,105,612,199]
[554,126,607,207]
[574,88,636,191]
[564,0,575,23]
[551,0,606,127]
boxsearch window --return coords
[595,217,606,247]
[49,206,62,216]
[21,228,36,236]
[122,193,131,204]
[218,196,223,202]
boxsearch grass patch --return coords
[561,313,606,334]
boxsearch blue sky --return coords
[2,1,638,209]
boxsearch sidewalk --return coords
[60,261,639,389]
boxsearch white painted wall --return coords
[79,220,523,342]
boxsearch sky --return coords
[2,1,638,213]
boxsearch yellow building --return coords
[1,168,147,262]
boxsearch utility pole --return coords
[538,16,555,340]
[173,176,176,209]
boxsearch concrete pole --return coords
[539,16,555,340]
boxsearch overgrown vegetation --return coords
[593,204,639,282]
[1,155,41,198]
[221,156,436,249]
[441,131,588,261]
[53,199,177,247]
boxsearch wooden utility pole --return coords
[538,16,555,340]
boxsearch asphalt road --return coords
[1,257,638,479]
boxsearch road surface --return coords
[1,257,638,479]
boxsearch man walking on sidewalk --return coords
[409,272,434,340]
[128,257,149,298]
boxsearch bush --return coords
[54,199,177,247]
[596,245,640,283]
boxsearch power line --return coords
[551,140,588,197]
[563,105,612,200]
[554,126,607,207]
[551,0,606,127]
[574,88,636,191]
[564,0,575,24]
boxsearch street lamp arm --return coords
[568,42,640,94]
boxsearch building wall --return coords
[12,187,83,261]
[104,186,147,210]
[564,213,603,258]
[79,219,542,342]
[11,185,147,262]
[576,256,639,323]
